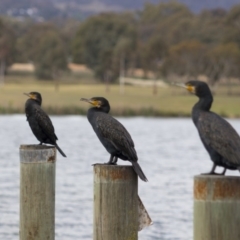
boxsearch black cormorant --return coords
[175,80,240,174]
[80,97,148,182]
[24,92,67,157]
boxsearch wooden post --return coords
[93,164,138,240]
[19,145,56,240]
[194,175,240,240]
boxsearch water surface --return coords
[0,115,240,240]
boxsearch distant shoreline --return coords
[0,107,239,118]
[1,78,240,119]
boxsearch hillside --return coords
[58,0,240,12]
[0,0,239,20]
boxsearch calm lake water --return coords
[0,115,240,240]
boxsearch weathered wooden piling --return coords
[19,145,56,240]
[194,175,240,240]
[93,164,138,240]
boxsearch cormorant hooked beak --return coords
[80,98,101,108]
[172,82,196,94]
[24,92,37,100]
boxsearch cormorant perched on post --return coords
[24,92,66,157]
[175,80,240,175]
[80,97,148,182]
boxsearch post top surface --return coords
[93,164,133,168]
[194,174,240,180]
[94,164,137,182]
[20,144,55,150]
[194,174,240,200]
[20,144,56,163]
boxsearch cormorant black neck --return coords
[27,98,42,106]
[186,81,213,126]
[194,94,213,112]
[87,105,110,124]
[192,86,213,125]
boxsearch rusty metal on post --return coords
[19,144,56,240]
[94,164,138,240]
[194,175,240,240]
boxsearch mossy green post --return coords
[94,164,138,240]
[194,175,240,240]
[19,145,56,240]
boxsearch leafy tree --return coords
[22,23,68,81]
[140,36,168,76]
[224,5,240,47]
[72,12,137,82]
[35,31,68,80]
[139,2,193,45]
[113,36,137,93]
[226,5,240,32]
[139,36,168,94]
[54,18,80,58]
[163,40,207,79]
[140,2,192,25]
[113,36,137,72]
[4,17,35,63]
[0,18,16,84]
[204,43,240,86]
[191,9,226,45]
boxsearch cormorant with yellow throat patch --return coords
[81,97,148,182]
[24,92,66,157]
[175,80,240,174]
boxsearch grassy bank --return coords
[0,77,240,117]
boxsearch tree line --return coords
[1,2,240,86]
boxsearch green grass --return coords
[1,76,240,117]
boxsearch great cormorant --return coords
[80,97,148,182]
[175,80,240,174]
[24,92,67,157]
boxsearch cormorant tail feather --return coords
[55,143,67,157]
[132,161,148,182]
